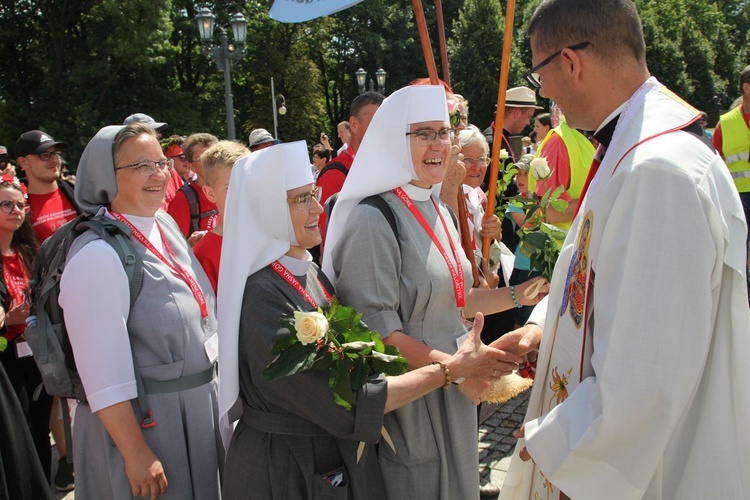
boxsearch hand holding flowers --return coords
[263,298,408,411]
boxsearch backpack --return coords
[180,183,219,235]
[24,213,152,424]
[317,161,349,181]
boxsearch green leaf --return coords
[0,337,6,353]
[549,199,569,213]
[371,351,408,375]
[349,358,369,391]
[262,343,318,380]
[330,358,353,410]
[269,332,299,355]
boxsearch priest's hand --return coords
[490,323,542,358]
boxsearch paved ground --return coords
[51,389,531,499]
[479,389,530,493]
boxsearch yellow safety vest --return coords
[718,107,750,193]
[530,122,595,230]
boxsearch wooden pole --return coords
[482,0,516,262]
[435,0,450,87]
[412,0,479,286]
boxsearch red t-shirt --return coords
[27,188,78,244]
[316,147,354,238]
[166,183,218,238]
[163,168,184,211]
[193,231,222,294]
[2,252,29,341]
[535,133,573,201]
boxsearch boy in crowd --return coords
[193,141,250,293]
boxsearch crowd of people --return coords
[1,0,749,499]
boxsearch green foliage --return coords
[0,0,746,164]
[263,296,408,411]
[505,170,568,281]
[0,336,6,352]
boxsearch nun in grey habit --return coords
[59,123,222,499]
[217,139,508,499]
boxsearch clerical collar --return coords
[403,182,433,201]
[593,102,627,147]
[279,253,312,276]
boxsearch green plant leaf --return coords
[349,357,369,391]
[0,337,6,353]
[371,351,408,375]
[262,343,318,380]
[330,358,353,410]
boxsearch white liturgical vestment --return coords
[500,78,750,500]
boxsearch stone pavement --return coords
[52,388,531,499]
[479,389,530,493]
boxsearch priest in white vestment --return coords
[497,1,750,499]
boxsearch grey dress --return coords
[333,191,478,500]
[223,264,388,500]
[68,213,222,499]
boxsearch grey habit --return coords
[64,125,223,499]
[223,264,388,500]
[333,190,479,500]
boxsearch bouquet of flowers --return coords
[263,297,408,411]
[506,157,568,285]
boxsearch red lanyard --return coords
[392,187,466,308]
[270,261,331,309]
[111,213,209,321]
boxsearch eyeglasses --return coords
[37,151,63,161]
[525,41,591,90]
[463,156,489,167]
[286,186,322,211]
[0,201,30,214]
[168,154,187,162]
[114,158,174,176]
[405,128,455,144]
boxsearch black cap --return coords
[14,130,68,158]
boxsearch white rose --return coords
[293,311,328,345]
[499,149,509,160]
[530,157,551,180]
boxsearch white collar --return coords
[402,182,433,201]
[594,101,628,136]
[278,252,312,276]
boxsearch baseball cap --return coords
[14,131,68,158]
[123,113,168,131]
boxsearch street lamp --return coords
[271,77,288,139]
[354,68,387,95]
[196,8,248,140]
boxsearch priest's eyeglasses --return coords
[287,186,322,211]
[114,158,174,176]
[406,128,455,144]
[525,41,591,90]
[0,201,30,214]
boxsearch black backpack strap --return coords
[318,161,349,179]
[78,216,152,425]
[360,195,398,238]
[57,180,81,215]
[180,184,201,235]
[179,184,218,235]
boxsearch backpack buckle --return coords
[140,409,157,428]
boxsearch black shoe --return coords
[480,482,500,499]
[54,456,75,492]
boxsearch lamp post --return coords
[355,68,387,95]
[271,77,287,139]
[196,8,248,140]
